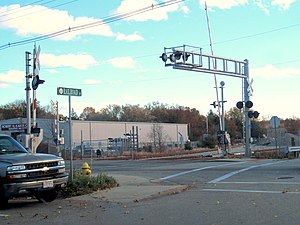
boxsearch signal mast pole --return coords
[25,51,31,135]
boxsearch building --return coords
[0,118,189,155]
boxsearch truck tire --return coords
[35,189,58,202]
[0,184,8,209]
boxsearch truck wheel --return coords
[0,185,8,209]
[35,189,58,202]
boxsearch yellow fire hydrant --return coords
[81,162,92,176]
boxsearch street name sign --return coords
[57,87,82,96]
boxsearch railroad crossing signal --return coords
[247,77,253,96]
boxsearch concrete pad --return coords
[73,174,188,204]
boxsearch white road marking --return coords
[215,181,300,185]
[159,161,246,180]
[208,160,285,184]
[202,189,300,194]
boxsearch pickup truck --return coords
[0,134,68,208]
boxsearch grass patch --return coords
[61,171,119,198]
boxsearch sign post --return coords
[270,116,280,150]
[57,87,82,180]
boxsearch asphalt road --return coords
[2,157,300,225]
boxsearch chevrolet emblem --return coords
[42,167,49,172]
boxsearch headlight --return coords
[58,160,65,167]
[7,165,26,172]
[58,160,65,173]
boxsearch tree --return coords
[71,108,79,120]
[0,100,53,120]
[173,107,206,141]
[226,107,244,140]
[97,104,121,121]
[0,100,26,119]
[283,118,300,135]
[36,102,53,119]
[147,124,169,152]
[145,102,171,122]
[251,120,267,139]
[80,107,96,120]
[120,104,154,122]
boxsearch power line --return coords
[0,0,185,50]
[213,23,300,45]
[0,0,78,22]
[0,0,59,19]
[0,0,52,17]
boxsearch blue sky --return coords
[0,0,299,120]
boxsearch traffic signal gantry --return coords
[160,44,253,157]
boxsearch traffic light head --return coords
[248,110,260,119]
[245,100,253,108]
[236,100,253,109]
[236,101,243,109]
[253,111,260,118]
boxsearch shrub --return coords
[202,136,215,148]
[184,141,192,150]
[61,171,119,198]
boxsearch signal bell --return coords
[32,75,45,90]
[160,53,168,62]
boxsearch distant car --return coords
[0,134,68,208]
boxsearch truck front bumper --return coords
[3,175,68,198]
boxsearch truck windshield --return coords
[0,136,28,154]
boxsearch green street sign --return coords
[57,87,82,96]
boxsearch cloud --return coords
[200,0,248,9]
[201,0,295,11]
[116,32,144,42]
[39,53,137,70]
[254,0,271,14]
[0,4,114,41]
[251,64,300,79]
[271,0,296,10]
[84,79,103,85]
[45,69,59,74]
[106,57,136,69]
[115,0,188,21]
[0,70,24,87]
[0,4,148,43]
[41,53,99,70]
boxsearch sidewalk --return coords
[73,174,189,204]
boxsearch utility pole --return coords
[244,60,251,157]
